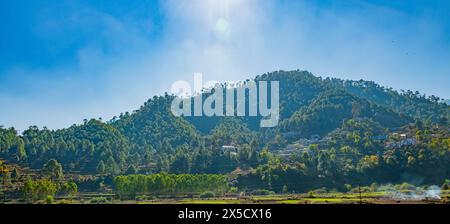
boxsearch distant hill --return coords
[186,70,447,134]
[278,89,411,137]
[1,69,448,178]
[112,95,199,153]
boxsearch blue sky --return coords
[1,0,449,131]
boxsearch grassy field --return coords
[3,190,448,204]
[132,191,450,205]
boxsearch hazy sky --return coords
[1,0,449,131]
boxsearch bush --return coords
[307,191,316,198]
[57,199,72,204]
[89,197,109,204]
[250,189,274,196]
[377,184,395,192]
[349,186,371,193]
[135,195,155,201]
[45,195,54,204]
[442,179,450,191]
[370,183,379,192]
[398,182,416,191]
[344,184,352,192]
[228,187,238,193]
[200,191,215,199]
[311,187,327,194]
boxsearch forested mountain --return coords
[333,79,448,123]
[1,120,131,173]
[279,89,411,137]
[112,95,198,155]
[1,70,449,196]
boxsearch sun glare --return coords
[198,0,249,41]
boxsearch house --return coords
[221,145,238,155]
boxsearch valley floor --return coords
[4,191,448,204]
[134,192,450,204]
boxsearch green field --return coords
[129,191,450,205]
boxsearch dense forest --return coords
[0,70,449,202]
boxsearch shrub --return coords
[250,189,274,196]
[228,187,238,193]
[398,182,416,191]
[89,197,109,204]
[57,199,72,204]
[312,187,327,194]
[442,180,450,191]
[136,195,155,201]
[377,184,395,192]
[45,195,54,204]
[370,183,379,192]
[200,191,215,198]
[344,184,352,192]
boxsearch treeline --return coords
[22,178,78,202]
[114,173,228,198]
[0,120,132,174]
[0,121,262,176]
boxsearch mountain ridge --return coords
[1,70,448,188]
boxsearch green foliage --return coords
[89,197,109,204]
[96,160,106,174]
[22,178,58,202]
[398,182,416,191]
[442,180,449,190]
[113,95,198,154]
[210,117,257,146]
[125,165,138,175]
[15,138,26,161]
[21,177,79,202]
[280,90,411,137]
[114,173,228,198]
[0,120,131,174]
[45,195,54,204]
[250,189,275,196]
[61,181,78,196]
[1,69,449,198]
[0,128,19,153]
[43,159,64,180]
[335,79,449,123]
[199,191,215,198]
